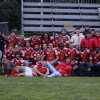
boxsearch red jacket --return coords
[56,63,72,76]
[81,38,94,49]
[93,36,100,48]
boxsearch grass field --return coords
[0,77,100,100]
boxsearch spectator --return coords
[80,32,94,50]
[91,29,96,37]
[70,28,84,50]
[0,32,6,62]
[83,25,90,35]
[93,32,100,52]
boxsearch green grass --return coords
[0,77,100,100]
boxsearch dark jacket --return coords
[0,35,5,52]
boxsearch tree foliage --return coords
[0,0,21,31]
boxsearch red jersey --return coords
[31,36,41,48]
[37,64,48,75]
[18,37,26,47]
[42,36,50,44]
[8,34,18,48]
[4,48,13,59]
[33,50,44,61]
[57,49,65,61]
[69,48,78,59]
[64,48,77,59]
[45,49,56,61]
[93,36,100,48]
[91,52,100,64]
[24,47,34,60]
[52,36,61,48]
[81,37,94,49]
[80,49,90,62]
[56,63,72,76]
[63,35,69,40]
[34,62,48,75]
[11,68,18,77]
[52,40,59,48]
[20,47,26,58]
[13,58,22,66]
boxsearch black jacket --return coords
[0,35,5,52]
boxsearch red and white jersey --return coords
[12,58,22,66]
[56,49,66,61]
[63,48,70,57]
[4,47,13,59]
[64,48,78,59]
[69,48,78,59]
[17,36,26,47]
[44,49,56,61]
[8,34,18,48]
[36,62,48,75]
[31,36,41,48]
[80,49,90,62]
[24,47,34,59]
[91,52,100,64]
[93,36,100,48]
[62,35,70,43]
[52,40,59,48]
[56,63,72,76]
[20,47,27,57]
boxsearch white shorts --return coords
[24,67,33,77]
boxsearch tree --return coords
[96,0,100,3]
[0,0,21,31]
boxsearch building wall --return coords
[23,0,97,3]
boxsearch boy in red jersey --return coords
[56,43,65,62]
[93,32,100,51]
[12,52,23,67]
[30,36,41,48]
[80,33,94,50]
[41,33,50,44]
[8,32,18,48]
[91,51,100,76]
[56,58,72,76]
[78,49,93,76]
[24,41,34,60]
[44,43,56,61]
[33,61,49,77]
[63,44,78,60]
[17,35,26,47]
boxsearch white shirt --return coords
[24,66,33,77]
[70,33,84,46]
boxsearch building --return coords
[21,0,100,33]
